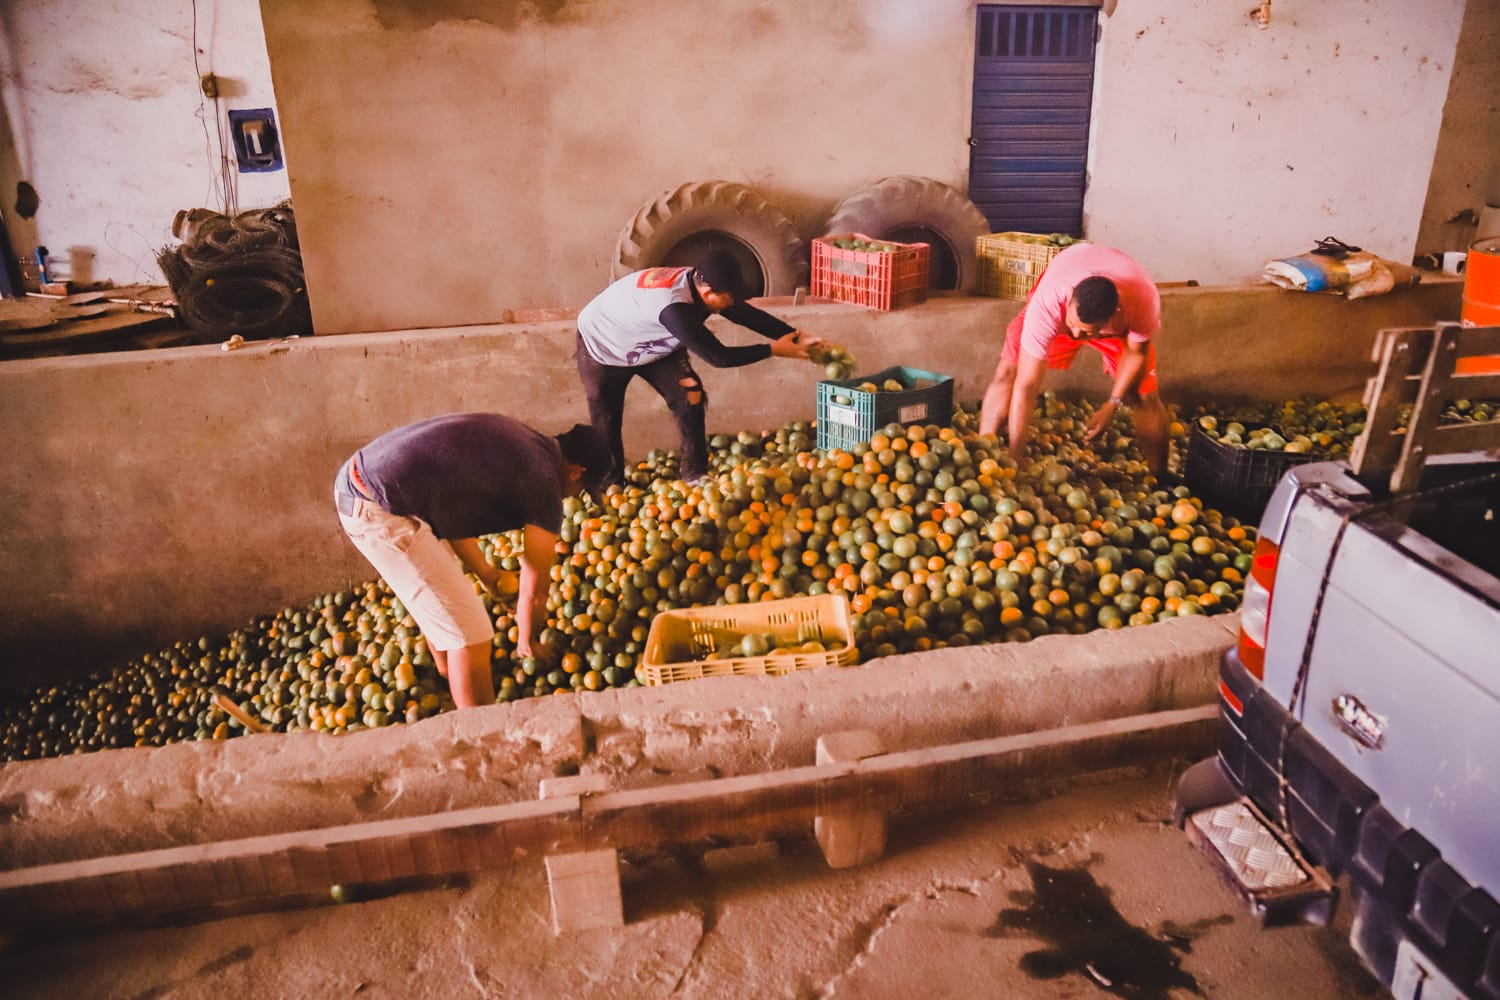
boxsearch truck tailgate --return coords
[1266,495,1500,895]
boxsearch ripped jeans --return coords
[575,334,709,485]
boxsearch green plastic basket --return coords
[815,366,955,451]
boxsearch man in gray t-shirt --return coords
[575,249,817,485]
[335,414,609,708]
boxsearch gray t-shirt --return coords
[338,413,565,539]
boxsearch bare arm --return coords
[1083,339,1151,445]
[515,523,560,658]
[450,537,502,593]
[1008,351,1049,461]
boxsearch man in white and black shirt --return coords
[575,250,817,486]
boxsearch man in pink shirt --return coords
[979,243,1170,473]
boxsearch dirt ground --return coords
[2,763,1383,1000]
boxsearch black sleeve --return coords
[659,302,773,369]
[721,300,796,339]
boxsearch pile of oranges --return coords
[1,395,1256,760]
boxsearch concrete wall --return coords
[0,281,1462,691]
[1086,0,1466,283]
[254,0,1471,333]
[0,1,289,287]
[1415,0,1500,255]
[258,0,976,333]
[0,1,1485,324]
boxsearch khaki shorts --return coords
[336,493,495,652]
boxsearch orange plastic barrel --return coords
[1457,236,1500,373]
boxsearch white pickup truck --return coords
[1175,322,1500,1000]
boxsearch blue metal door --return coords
[968,5,1097,235]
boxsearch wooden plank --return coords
[1451,325,1500,356]
[815,730,887,868]
[1394,324,1464,493]
[0,707,1215,932]
[1450,372,1500,401]
[544,849,623,932]
[0,797,579,930]
[581,706,1217,850]
[1410,419,1500,455]
[539,774,610,799]
[1350,328,1431,478]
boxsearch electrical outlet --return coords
[228,108,284,172]
[200,74,218,99]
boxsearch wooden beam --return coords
[543,851,623,933]
[0,797,580,932]
[1394,323,1466,493]
[814,730,888,869]
[0,706,1217,934]
[578,706,1216,850]
[538,773,622,933]
[1350,327,1429,478]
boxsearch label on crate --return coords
[898,403,929,423]
[829,257,871,278]
[1002,258,1038,274]
[826,404,860,427]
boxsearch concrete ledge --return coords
[0,614,1234,870]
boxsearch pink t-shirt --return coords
[1019,244,1160,359]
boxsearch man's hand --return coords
[518,635,558,662]
[472,567,519,603]
[769,330,812,359]
[794,330,826,349]
[1082,401,1117,446]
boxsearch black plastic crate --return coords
[1184,422,1321,522]
[815,366,954,451]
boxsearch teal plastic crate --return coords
[816,366,954,451]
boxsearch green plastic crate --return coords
[816,366,954,451]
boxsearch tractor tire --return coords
[613,181,808,297]
[824,176,991,292]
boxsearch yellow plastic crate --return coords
[976,232,1082,300]
[639,594,858,685]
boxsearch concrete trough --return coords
[0,614,1234,872]
[0,280,1457,887]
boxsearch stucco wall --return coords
[0,1,289,287]
[0,1,1486,326]
[1415,0,1500,254]
[0,281,1462,691]
[256,0,1470,332]
[1086,0,1466,283]
[258,0,975,333]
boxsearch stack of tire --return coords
[613,176,992,297]
[157,201,311,343]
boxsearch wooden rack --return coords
[1349,322,1500,493]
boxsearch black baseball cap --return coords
[555,423,612,502]
[694,249,750,301]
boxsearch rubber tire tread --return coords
[824,175,991,292]
[613,180,807,296]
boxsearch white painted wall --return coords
[0,1,288,288]
[1085,0,1466,283]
